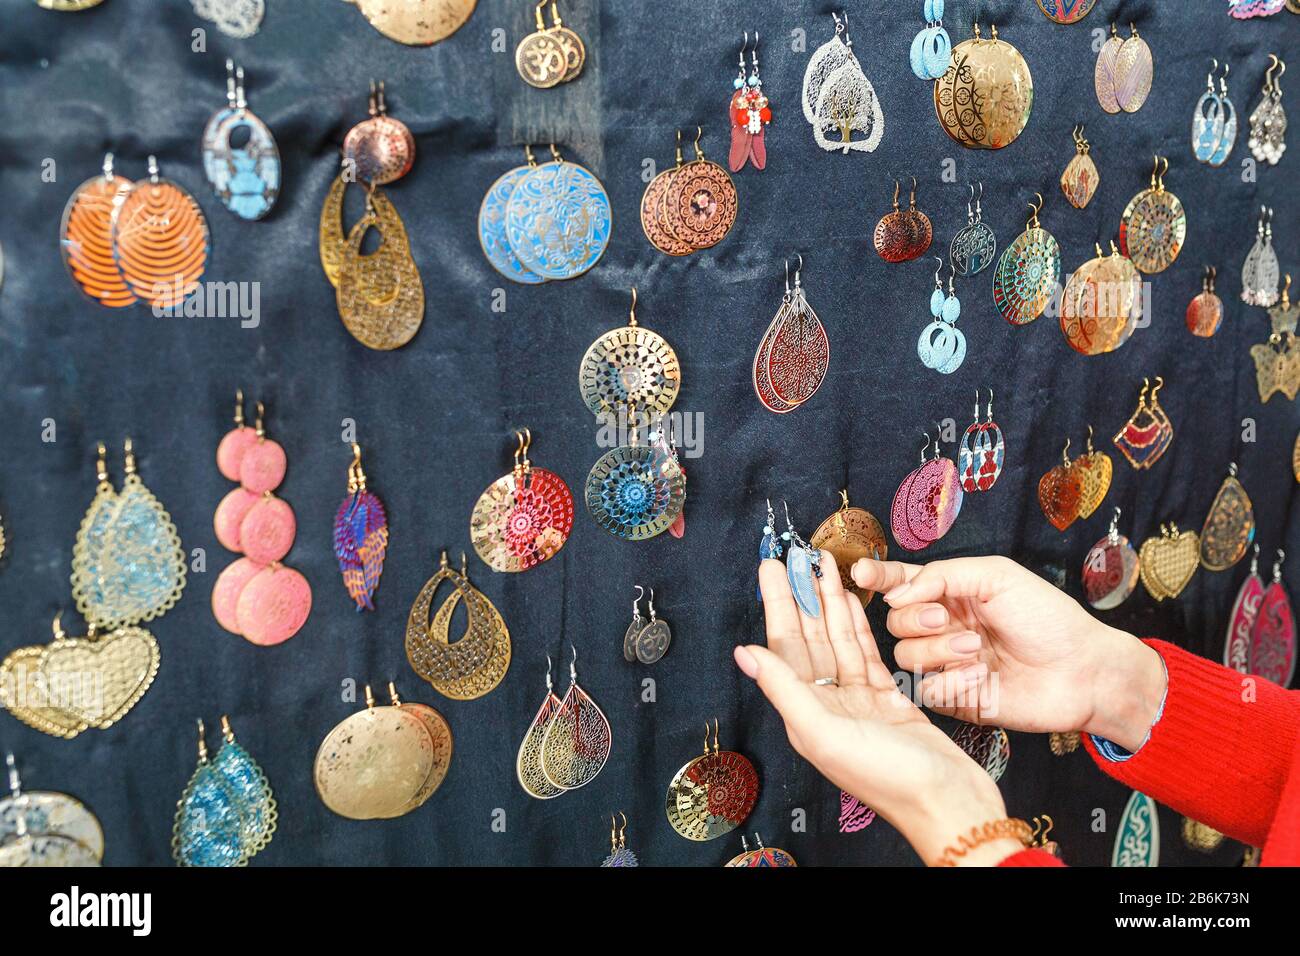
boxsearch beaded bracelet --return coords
[932,818,1034,866]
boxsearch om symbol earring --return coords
[917,257,965,374]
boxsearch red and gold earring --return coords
[874,177,932,263]
[470,429,574,572]
[1186,266,1223,337]
[1038,438,1083,531]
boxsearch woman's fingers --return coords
[846,592,897,689]
[894,630,984,674]
[917,662,988,719]
[758,558,813,680]
[883,556,1014,608]
[793,556,839,683]
[734,644,824,740]
[816,552,868,686]
[885,602,952,638]
[852,558,920,595]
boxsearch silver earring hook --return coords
[793,253,803,287]
[225,57,237,107]
[933,255,944,286]
[648,587,657,621]
[920,432,930,464]
[986,386,994,421]
[632,584,644,613]
[783,259,790,296]
[569,644,578,682]
[544,653,553,691]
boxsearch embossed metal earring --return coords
[406,552,511,699]
[600,812,639,867]
[1038,437,1083,532]
[471,428,573,572]
[344,80,415,186]
[958,388,1005,493]
[1248,549,1295,686]
[1119,156,1186,275]
[660,127,738,251]
[1075,425,1113,520]
[666,719,759,841]
[950,182,996,276]
[1095,22,1153,114]
[480,145,548,282]
[909,0,951,81]
[1248,55,1287,165]
[0,753,104,866]
[917,258,965,374]
[1186,266,1223,337]
[753,256,830,412]
[631,587,672,664]
[782,501,823,618]
[516,0,584,89]
[1139,523,1200,602]
[1200,463,1256,572]
[505,143,611,279]
[874,177,932,263]
[202,59,279,220]
[993,193,1061,325]
[516,656,565,799]
[540,646,612,791]
[802,11,885,154]
[1225,544,1264,672]
[622,586,645,662]
[1083,507,1141,610]
[1060,125,1099,209]
[934,22,1033,149]
[641,131,694,257]
[810,490,888,605]
[730,32,772,172]
[343,0,476,45]
[1251,275,1300,401]
[1060,240,1142,355]
[333,441,389,610]
[1036,0,1097,23]
[1241,206,1280,307]
[892,433,964,551]
[173,716,276,867]
[1113,376,1174,470]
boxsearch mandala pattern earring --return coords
[934,22,1033,149]
[600,813,639,867]
[59,153,135,307]
[1083,507,1141,610]
[112,156,209,311]
[1225,545,1264,672]
[1095,22,1153,114]
[958,388,1005,492]
[1119,156,1185,275]
[406,552,511,700]
[202,59,279,220]
[917,258,965,374]
[333,442,388,610]
[909,0,951,81]
[782,501,824,618]
[1248,55,1287,165]
[1249,550,1296,686]
[810,490,887,605]
[1113,377,1174,470]
[1200,463,1255,572]
[1186,266,1223,337]
[801,12,885,154]
[730,32,772,172]
[1241,206,1280,306]
[892,434,964,551]
[666,720,759,842]
[641,132,694,257]
[664,128,737,251]
[516,0,584,89]
[993,193,1061,326]
[173,716,276,867]
[516,657,565,799]
[539,647,611,791]
[1060,125,1099,209]
[950,182,995,276]
[753,257,830,413]
[1139,523,1200,601]
[1038,438,1083,531]
[471,429,573,572]
[505,144,611,280]
[1060,241,1142,355]
[1192,61,1237,167]
[874,178,932,263]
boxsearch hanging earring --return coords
[910,0,951,81]
[505,143,611,279]
[600,812,639,867]
[959,388,1005,493]
[934,22,1033,148]
[890,434,932,552]
[335,181,425,351]
[1248,55,1287,165]
[344,80,415,185]
[1120,155,1186,274]
[1199,463,1256,571]
[731,832,797,867]
[1249,549,1296,686]
[333,441,389,610]
[202,59,279,220]
[950,182,996,276]
[1139,523,1200,602]
[993,193,1061,325]
[875,176,932,263]
[757,498,784,601]
[840,792,877,833]
[810,489,888,605]
[633,587,672,664]
[782,501,824,618]
[1225,545,1264,673]
[917,259,965,373]
[112,156,210,311]
[516,656,566,799]
[802,11,885,154]
[406,552,511,699]
[516,0,584,88]
[191,0,264,38]
[753,256,830,412]
[1035,0,1097,23]
[1193,60,1231,165]
[1060,125,1099,209]
[471,428,574,572]
[540,646,612,791]
[59,153,136,306]
[0,753,103,865]
[1075,425,1113,519]
[1252,275,1300,402]
[1038,437,1083,531]
[216,389,257,481]
[480,145,548,282]
[666,719,759,841]
[1186,266,1223,337]
[1113,791,1160,867]
[896,433,964,551]
[1061,240,1143,355]
[641,131,695,257]
[951,724,1011,781]
[1095,22,1153,114]
[661,127,738,251]
[1113,376,1174,470]
[652,419,686,538]
[342,0,475,44]
[730,32,772,172]
[1083,507,1141,610]
[1242,206,1281,307]
[623,586,645,662]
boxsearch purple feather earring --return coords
[333,441,389,611]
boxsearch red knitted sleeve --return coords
[1084,639,1300,849]
[998,848,1066,867]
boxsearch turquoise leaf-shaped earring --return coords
[211,716,277,858]
[172,719,248,867]
[71,438,186,631]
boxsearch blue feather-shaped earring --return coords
[757,498,784,601]
[333,442,389,611]
[783,501,823,618]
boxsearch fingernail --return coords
[948,632,981,654]
[919,607,948,628]
[733,646,759,679]
[884,583,911,604]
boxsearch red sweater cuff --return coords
[998,848,1065,867]
[1084,639,1300,848]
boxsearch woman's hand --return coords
[852,556,1166,752]
[734,553,1024,866]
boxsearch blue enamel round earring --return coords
[201,59,280,220]
[909,0,951,81]
[918,258,966,374]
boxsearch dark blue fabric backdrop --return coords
[0,0,1297,866]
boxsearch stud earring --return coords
[1083,507,1141,610]
[959,388,1005,493]
[1248,550,1295,686]
[471,428,574,572]
[1248,55,1287,165]
[802,11,885,154]
[1060,124,1099,209]
[202,59,279,220]
[730,32,772,171]
[540,646,612,791]
[782,501,823,618]
[875,176,933,262]
[1199,463,1256,572]
[918,258,965,374]
[1186,266,1223,337]
[1225,545,1264,672]
[754,256,830,413]
[600,812,639,867]
[1119,156,1186,274]
[406,552,511,700]
[950,182,996,276]
[334,441,389,611]
[516,656,566,799]
[1113,376,1174,470]
[993,193,1061,325]
[666,719,759,841]
[1095,22,1153,114]
[809,490,888,605]
[1241,206,1281,307]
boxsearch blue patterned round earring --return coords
[918,258,966,374]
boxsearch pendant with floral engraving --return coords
[663,129,737,251]
[753,257,829,413]
[898,435,964,550]
[1249,550,1296,687]
[810,490,887,606]
[202,60,279,220]
[1113,791,1159,866]
[949,182,996,276]
[1199,463,1255,571]
[666,720,758,842]
[479,147,546,284]
[1035,0,1096,23]
[1095,23,1153,114]
[934,23,1033,150]
[505,145,610,280]
[539,647,611,791]
[641,132,694,256]
[173,716,276,867]
[801,12,885,154]
[1224,545,1263,672]
[1113,377,1174,470]
[333,442,389,610]
[874,178,932,263]
[1083,507,1140,610]
[1186,266,1223,337]
[516,659,566,799]
[958,388,1004,492]
[585,441,685,541]
[471,429,573,572]
[1060,125,1099,209]
[1119,156,1185,275]
[993,194,1060,326]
